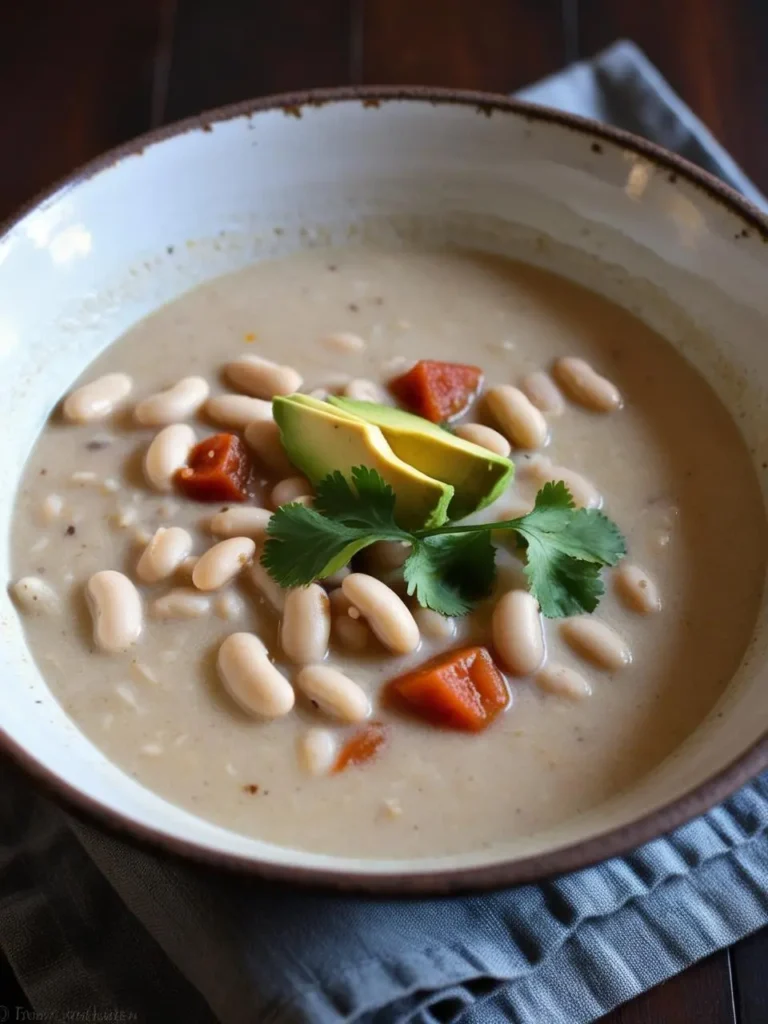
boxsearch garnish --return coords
[260,467,412,588]
[261,468,626,618]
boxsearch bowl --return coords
[1,87,766,893]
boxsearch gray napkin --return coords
[1,39,767,1024]
[517,39,766,210]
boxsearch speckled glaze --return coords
[0,88,767,892]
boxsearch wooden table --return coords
[1,2,766,1021]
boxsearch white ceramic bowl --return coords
[1,88,766,892]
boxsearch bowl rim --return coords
[2,85,767,894]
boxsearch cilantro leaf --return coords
[404,532,496,616]
[523,545,605,618]
[262,467,627,619]
[509,481,627,566]
[415,480,626,617]
[496,481,625,617]
[260,504,376,587]
[314,467,402,532]
[261,467,410,587]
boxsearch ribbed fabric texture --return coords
[0,39,766,1024]
[0,771,764,1022]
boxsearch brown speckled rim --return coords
[1,86,767,895]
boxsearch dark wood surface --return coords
[1,2,766,1021]
[580,0,768,195]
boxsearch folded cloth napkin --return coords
[516,39,766,210]
[1,39,767,1024]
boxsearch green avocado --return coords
[272,394,454,529]
[328,397,514,519]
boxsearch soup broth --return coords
[9,247,766,858]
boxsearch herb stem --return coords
[413,517,524,540]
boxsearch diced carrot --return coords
[334,722,389,773]
[389,360,483,422]
[387,646,509,732]
[175,433,251,502]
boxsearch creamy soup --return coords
[9,247,766,858]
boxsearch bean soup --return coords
[9,247,766,858]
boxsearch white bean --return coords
[453,423,511,457]
[131,662,159,685]
[270,476,312,509]
[492,589,544,676]
[520,371,565,416]
[333,615,370,651]
[344,378,389,404]
[381,797,403,819]
[323,565,350,587]
[491,498,534,522]
[132,526,152,547]
[486,386,548,450]
[560,617,631,670]
[535,662,592,700]
[615,563,661,614]
[144,424,196,493]
[553,357,622,412]
[175,555,198,582]
[134,376,210,426]
[516,453,552,481]
[210,506,272,540]
[214,590,245,621]
[11,576,61,617]
[156,499,179,519]
[296,665,370,723]
[364,540,412,573]
[281,585,331,664]
[315,373,351,394]
[217,632,294,718]
[299,727,337,776]
[322,331,366,354]
[413,607,456,641]
[192,537,255,591]
[86,570,143,653]
[341,574,419,654]
[136,527,193,583]
[111,506,137,530]
[151,587,211,619]
[250,560,287,612]
[530,463,601,509]
[328,588,354,616]
[40,494,65,523]
[382,355,413,376]
[243,420,295,477]
[63,373,132,423]
[225,355,302,399]
[205,394,273,429]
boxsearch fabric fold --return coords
[64,772,768,1023]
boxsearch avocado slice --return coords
[329,397,514,519]
[273,394,454,529]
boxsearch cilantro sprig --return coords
[261,468,626,617]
